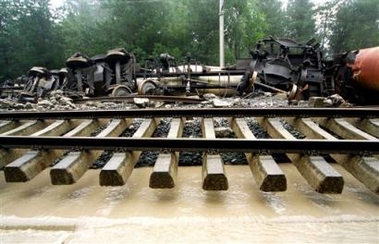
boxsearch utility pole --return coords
[219,0,225,68]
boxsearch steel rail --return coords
[0,136,378,154]
[0,107,378,120]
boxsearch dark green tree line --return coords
[328,0,379,54]
[0,0,63,80]
[285,0,316,42]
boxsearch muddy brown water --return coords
[1,164,378,243]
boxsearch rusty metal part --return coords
[254,80,287,94]
[349,47,379,91]
[324,46,379,104]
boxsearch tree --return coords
[257,0,286,38]
[328,0,379,54]
[285,0,316,42]
[58,0,107,58]
[184,0,219,64]
[223,0,273,63]
[0,0,63,79]
[0,0,17,80]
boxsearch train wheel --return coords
[287,84,298,100]
[138,79,157,95]
[111,85,132,97]
[18,92,37,103]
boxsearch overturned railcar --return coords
[237,36,324,99]
[17,66,60,102]
[325,46,379,104]
[64,49,136,97]
[6,38,378,104]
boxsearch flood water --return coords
[1,164,378,243]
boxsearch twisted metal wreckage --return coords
[1,36,379,104]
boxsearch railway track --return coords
[0,107,378,195]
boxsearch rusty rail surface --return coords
[0,107,378,194]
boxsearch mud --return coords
[1,164,378,243]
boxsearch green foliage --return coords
[257,0,286,38]
[225,0,254,60]
[59,0,108,58]
[285,0,316,42]
[328,0,379,54]
[0,0,63,79]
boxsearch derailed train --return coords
[236,36,379,104]
[2,36,379,104]
[324,46,379,104]
[236,36,324,100]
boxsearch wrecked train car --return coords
[63,49,238,98]
[64,48,136,97]
[136,53,244,96]
[237,36,324,99]
[5,38,379,105]
[18,66,61,102]
[325,46,379,104]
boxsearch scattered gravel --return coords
[178,119,203,166]
[136,118,171,167]
[282,120,306,139]
[0,90,302,112]
[245,118,290,163]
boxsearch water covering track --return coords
[0,107,378,195]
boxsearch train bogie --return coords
[236,36,324,100]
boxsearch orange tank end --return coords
[349,46,379,91]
